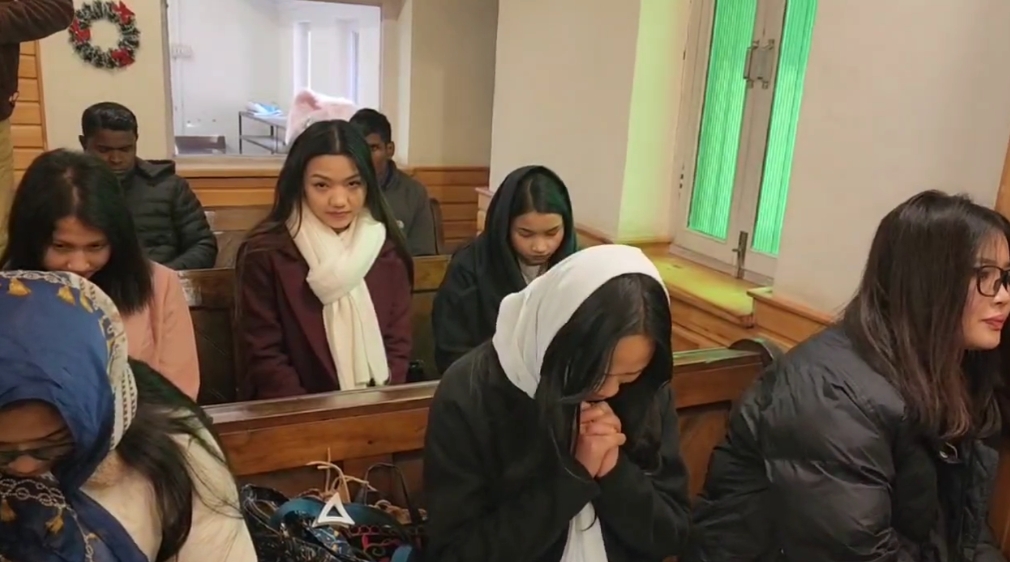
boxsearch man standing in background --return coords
[0,0,75,249]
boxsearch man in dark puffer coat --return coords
[80,102,217,270]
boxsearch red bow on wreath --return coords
[112,1,134,24]
[110,48,134,67]
[67,0,141,70]
[68,19,91,43]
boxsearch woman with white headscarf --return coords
[422,244,691,562]
[0,271,256,562]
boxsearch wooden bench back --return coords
[205,333,1010,559]
[204,206,270,268]
[179,269,238,404]
[429,199,445,254]
[207,339,776,503]
[180,255,451,404]
[410,256,447,381]
[205,199,450,267]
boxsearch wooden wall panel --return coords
[182,166,487,252]
[12,41,46,186]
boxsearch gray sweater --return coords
[382,162,437,255]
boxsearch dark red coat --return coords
[236,229,412,399]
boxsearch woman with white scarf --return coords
[236,119,414,399]
[422,244,692,562]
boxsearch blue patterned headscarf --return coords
[0,271,143,562]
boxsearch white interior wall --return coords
[167,0,380,152]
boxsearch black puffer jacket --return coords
[685,327,1005,562]
[121,159,217,270]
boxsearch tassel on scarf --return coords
[0,498,14,522]
[46,508,64,535]
[56,285,75,305]
[7,278,29,296]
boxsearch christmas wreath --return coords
[68,1,140,70]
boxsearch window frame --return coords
[672,0,790,283]
[293,21,312,96]
[163,0,385,162]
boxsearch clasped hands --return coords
[575,401,625,479]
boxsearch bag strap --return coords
[390,545,416,562]
[307,460,376,503]
[354,462,424,524]
[269,498,355,560]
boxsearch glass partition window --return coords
[675,0,817,280]
[165,0,381,158]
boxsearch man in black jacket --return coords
[80,102,217,270]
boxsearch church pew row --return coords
[178,255,449,405]
[204,199,450,268]
[206,339,1010,559]
[206,340,776,506]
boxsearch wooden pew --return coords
[203,206,270,268]
[430,198,446,254]
[203,334,1010,560]
[180,255,451,404]
[179,269,236,405]
[411,256,447,381]
[204,200,451,268]
[208,339,776,503]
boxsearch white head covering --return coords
[491,244,668,562]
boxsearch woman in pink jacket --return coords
[1,149,200,399]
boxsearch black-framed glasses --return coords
[0,444,72,466]
[975,265,1010,297]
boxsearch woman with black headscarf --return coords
[431,165,577,373]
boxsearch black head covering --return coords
[473,165,576,319]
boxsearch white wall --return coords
[396,0,498,166]
[276,1,381,106]
[490,0,640,236]
[166,0,380,153]
[772,0,1010,312]
[42,0,497,166]
[489,0,688,239]
[40,0,172,156]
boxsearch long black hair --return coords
[1,149,153,314]
[842,190,1009,440]
[479,272,672,472]
[483,166,576,269]
[242,119,412,277]
[117,359,234,561]
[542,273,672,468]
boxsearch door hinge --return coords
[743,41,758,88]
[743,39,777,89]
[731,231,750,279]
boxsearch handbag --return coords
[240,459,425,562]
[346,463,427,559]
[242,483,372,562]
[302,461,426,562]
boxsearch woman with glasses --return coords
[685,191,1010,562]
[0,271,255,562]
